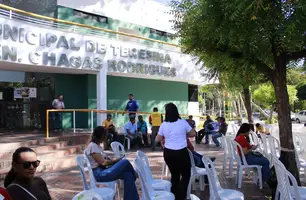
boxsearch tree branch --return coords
[286,50,306,61]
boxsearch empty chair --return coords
[230,141,263,189]
[187,149,208,199]
[294,133,305,154]
[222,136,236,177]
[136,151,171,192]
[202,156,244,200]
[134,157,175,200]
[272,156,305,200]
[111,141,126,159]
[266,135,280,160]
[75,156,115,200]
[190,194,201,200]
[72,190,103,200]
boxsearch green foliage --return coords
[287,69,306,86]
[297,82,306,100]
[253,84,297,108]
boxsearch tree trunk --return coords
[243,87,253,123]
[211,100,214,115]
[271,56,300,185]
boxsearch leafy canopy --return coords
[253,84,297,108]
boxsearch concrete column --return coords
[96,67,107,125]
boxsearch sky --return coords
[153,0,170,5]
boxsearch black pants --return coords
[197,129,206,143]
[164,147,191,200]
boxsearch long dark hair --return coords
[235,123,252,139]
[90,126,107,144]
[164,103,181,122]
[4,147,35,188]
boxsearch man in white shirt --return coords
[125,117,142,148]
[51,94,65,131]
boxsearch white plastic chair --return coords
[230,141,263,189]
[75,156,115,200]
[272,156,304,200]
[83,151,119,198]
[124,136,131,150]
[294,133,305,154]
[136,151,171,193]
[249,131,263,153]
[190,194,201,200]
[259,133,271,159]
[222,136,236,177]
[187,149,207,199]
[231,124,239,135]
[202,156,244,200]
[72,190,103,200]
[161,160,169,179]
[134,157,175,200]
[110,141,126,159]
[266,135,280,160]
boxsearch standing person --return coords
[149,107,163,150]
[212,117,228,147]
[4,147,51,200]
[197,115,213,143]
[156,103,196,200]
[124,94,139,118]
[85,126,139,200]
[137,115,149,147]
[51,94,65,131]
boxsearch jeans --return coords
[151,126,160,150]
[197,129,206,143]
[164,147,191,200]
[212,133,223,146]
[192,151,204,168]
[245,153,270,182]
[51,112,62,130]
[93,159,139,200]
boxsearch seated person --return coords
[204,120,219,145]
[4,147,51,200]
[85,126,139,200]
[125,117,142,147]
[137,115,149,146]
[235,123,270,182]
[197,115,213,144]
[186,115,196,129]
[102,114,118,148]
[255,123,270,135]
[212,117,228,147]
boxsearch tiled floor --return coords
[40,142,271,200]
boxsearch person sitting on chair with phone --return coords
[85,126,139,200]
[235,123,270,183]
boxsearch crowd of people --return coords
[2,96,274,200]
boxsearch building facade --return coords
[0,0,210,131]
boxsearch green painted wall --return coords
[54,74,97,129]
[107,76,188,126]
[56,6,179,45]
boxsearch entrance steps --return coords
[0,133,91,181]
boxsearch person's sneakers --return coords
[215,144,220,148]
[203,142,209,145]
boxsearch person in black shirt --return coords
[4,147,51,200]
[197,115,213,144]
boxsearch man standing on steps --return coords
[124,94,139,118]
[149,107,163,150]
[52,94,65,131]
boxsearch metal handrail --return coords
[0,3,181,50]
[46,109,242,138]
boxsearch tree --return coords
[170,0,306,182]
[297,82,306,101]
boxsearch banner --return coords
[14,87,37,99]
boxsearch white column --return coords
[97,67,107,125]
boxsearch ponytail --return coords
[4,169,16,188]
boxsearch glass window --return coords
[188,84,198,102]
[299,111,304,115]
[73,9,108,24]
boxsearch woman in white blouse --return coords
[85,126,139,200]
[156,103,196,200]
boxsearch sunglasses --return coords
[17,160,40,169]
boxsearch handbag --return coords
[8,184,38,200]
[251,151,264,157]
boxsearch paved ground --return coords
[40,141,272,200]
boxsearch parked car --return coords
[294,110,306,123]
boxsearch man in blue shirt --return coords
[124,94,139,117]
[125,117,142,148]
[137,115,149,146]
